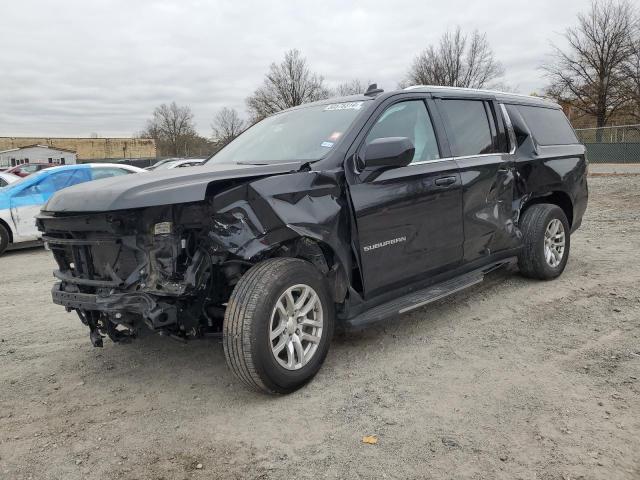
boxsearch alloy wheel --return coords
[269,284,324,370]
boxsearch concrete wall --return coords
[0,146,77,168]
[0,137,156,161]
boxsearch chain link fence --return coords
[575,124,640,163]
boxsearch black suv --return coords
[37,86,588,394]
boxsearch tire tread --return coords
[223,258,313,394]
[518,203,569,280]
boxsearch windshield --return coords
[207,101,369,165]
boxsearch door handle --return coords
[434,176,456,187]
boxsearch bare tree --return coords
[622,37,640,121]
[211,107,245,146]
[140,102,198,156]
[543,0,637,129]
[246,49,330,122]
[404,27,504,89]
[333,79,367,96]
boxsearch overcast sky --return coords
[0,0,588,138]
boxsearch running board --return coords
[344,260,513,329]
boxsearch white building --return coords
[0,144,77,169]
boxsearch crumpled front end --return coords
[37,202,234,345]
[36,170,352,347]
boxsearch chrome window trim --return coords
[500,103,517,155]
[410,153,504,166]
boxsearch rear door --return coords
[435,96,517,264]
[347,96,464,298]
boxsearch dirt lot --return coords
[1,176,639,480]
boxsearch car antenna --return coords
[364,83,384,96]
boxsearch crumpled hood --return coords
[43,161,302,213]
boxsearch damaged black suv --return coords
[37,85,588,394]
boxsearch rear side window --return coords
[514,105,578,145]
[440,99,494,157]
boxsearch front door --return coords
[347,98,464,298]
[10,185,47,241]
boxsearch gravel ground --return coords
[588,164,640,175]
[1,176,639,480]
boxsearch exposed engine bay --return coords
[38,187,347,347]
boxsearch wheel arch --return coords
[267,236,350,305]
[520,191,574,228]
[0,217,13,243]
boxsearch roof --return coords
[0,144,77,155]
[402,85,559,108]
[290,85,559,112]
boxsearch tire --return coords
[0,223,10,256]
[223,258,334,394]
[518,203,571,280]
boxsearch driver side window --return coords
[365,100,440,163]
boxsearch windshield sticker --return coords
[324,101,364,111]
[320,141,334,148]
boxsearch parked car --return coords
[37,85,588,394]
[144,158,182,170]
[0,172,21,187]
[146,158,205,170]
[0,163,145,255]
[5,163,57,177]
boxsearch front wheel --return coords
[518,204,571,280]
[223,258,334,394]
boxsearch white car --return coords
[146,158,206,170]
[0,172,21,187]
[0,163,145,255]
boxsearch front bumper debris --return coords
[51,282,178,330]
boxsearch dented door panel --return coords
[456,153,519,263]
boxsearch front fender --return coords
[208,170,353,280]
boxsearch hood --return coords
[43,161,303,213]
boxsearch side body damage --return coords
[37,170,352,345]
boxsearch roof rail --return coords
[403,84,551,103]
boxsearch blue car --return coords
[0,163,144,255]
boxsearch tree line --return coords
[140,0,640,157]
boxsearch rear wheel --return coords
[0,223,10,256]
[223,258,334,394]
[518,204,570,280]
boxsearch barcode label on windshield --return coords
[324,102,364,111]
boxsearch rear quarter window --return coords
[514,105,578,146]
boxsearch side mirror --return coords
[362,137,415,169]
